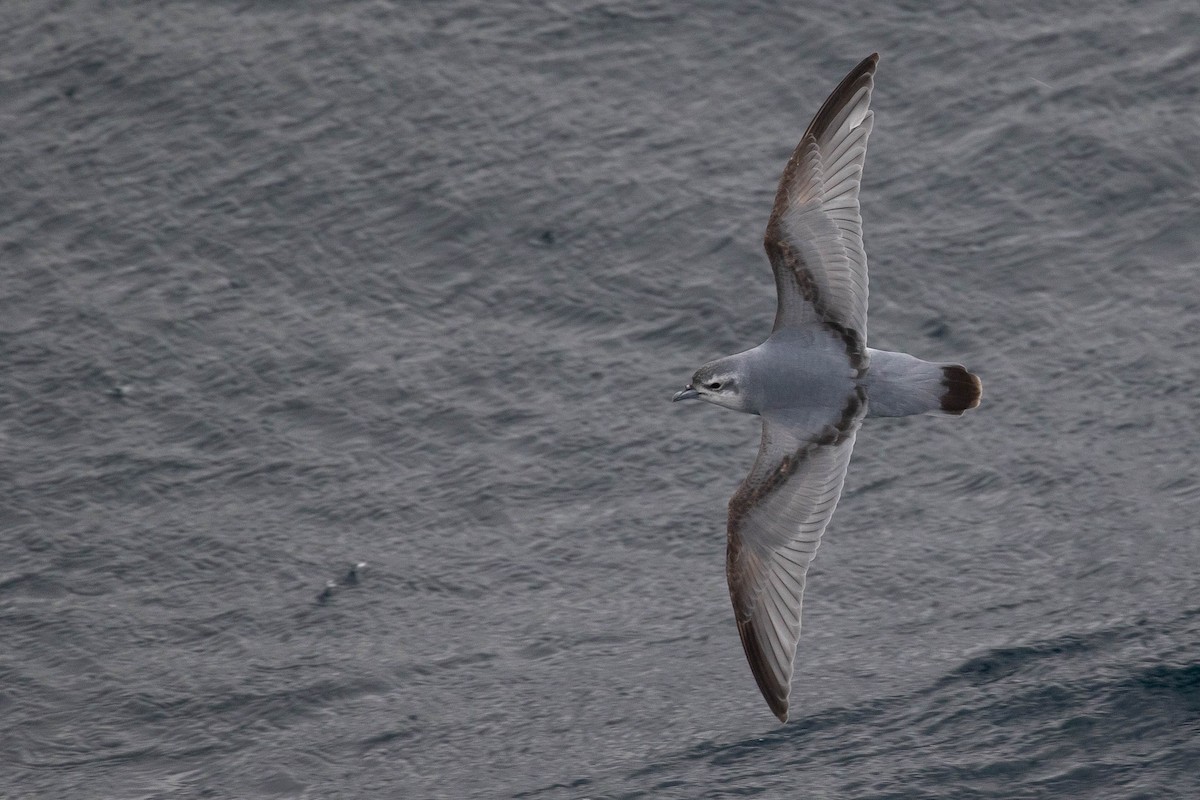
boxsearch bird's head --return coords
[672,359,749,412]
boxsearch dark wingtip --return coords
[940,365,983,414]
[734,617,791,723]
[801,53,880,145]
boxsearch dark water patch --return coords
[940,627,1118,687]
[1110,661,1200,717]
[1132,662,1200,694]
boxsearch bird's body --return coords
[692,327,856,416]
[673,54,981,722]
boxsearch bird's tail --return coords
[937,364,983,415]
[864,350,982,417]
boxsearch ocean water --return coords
[3,1,1199,797]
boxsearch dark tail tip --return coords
[940,365,982,414]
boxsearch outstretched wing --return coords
[726,389,866,722]
[765,54,877,363]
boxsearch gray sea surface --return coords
[3,1,1199,797]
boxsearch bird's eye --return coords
[708,381,723,390]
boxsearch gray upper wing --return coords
[765,54,876,364]
[726,389,866,722]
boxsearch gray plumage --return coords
[673,54,982,723]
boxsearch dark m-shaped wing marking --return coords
[765,54,877,369]
[726,388,866,722]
